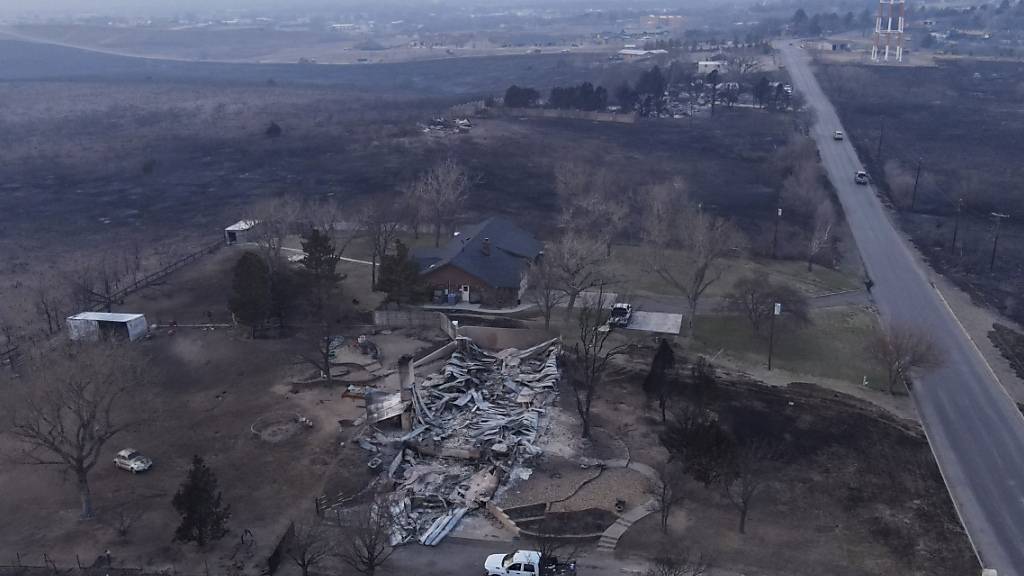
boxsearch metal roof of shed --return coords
[68,312,145,323]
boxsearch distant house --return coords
[414,217,543,308]
[618,48,669,60]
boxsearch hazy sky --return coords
[1,0,714,19]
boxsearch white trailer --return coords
[67,312,149,342]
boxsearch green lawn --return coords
[606,244,860,299]
[690,308,886,388]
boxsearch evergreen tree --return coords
[615,81,638,112]
[504,85,540,108]
[642,338,678,422]
[636,66,667,117]
[792,8,809,33]
[299,228,342,315]
[377,240,425,304]
[228,252,271,338]
[172,455,231,546]
[753,76,771,108]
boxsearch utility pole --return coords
[772,207,783,259]
[877,119,885,159]
[911,157,922,210]
[768,302,781,371]
[951,197,962,255]
[990,212,1010,272]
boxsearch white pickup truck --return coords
[484,550,577,576]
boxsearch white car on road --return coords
[833,130,844,140]
[114,449,152,473]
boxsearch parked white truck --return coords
[483,550,577,576]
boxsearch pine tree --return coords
[642,338,678,422]
[377,240,425,304]
[172,455,231,547]
[228,252,271,338]
[299,228,342,315]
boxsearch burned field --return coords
[0,44,802,338]
[816,60,1024,328]
[596,358,977,576]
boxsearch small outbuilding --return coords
[224,220,258,245]
[698,60,726,75]
[67,312,149,342]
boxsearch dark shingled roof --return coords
[415,217,542,289]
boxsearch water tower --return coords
[872,0,906,62]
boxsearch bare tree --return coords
[410,158,473,247]
[781,160,826,220]
[719,440,782,534]
[548,233,606,319]
[246,195,304,271]
[358,196,403,291]
[297,321,339,386]
[114,504,144,539]
[304,197,358,253]
[645,548,711,576]
[724,274,810,335]
[867,322,943,395]
[555,162,626,254]
[728,54,762,79]
[643,190,743,335]
[34,277,68,335]
[338,503,395,576]
[807,201,836,271]
[524,516,580,563]
[399,184,424,240]
[883,160,916,208]
[6,343,146,518]
[525,256,566,330]
[563,284,626,438]
[650,458,686,534]
[285,520,331,576]
[69,255,126,313]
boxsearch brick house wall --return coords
[422,264,521,308]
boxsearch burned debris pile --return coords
[356,336,560,546]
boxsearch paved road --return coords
[779,43,1024,575]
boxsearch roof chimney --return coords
[482,237,491,256]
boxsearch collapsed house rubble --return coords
[357,336,561,546]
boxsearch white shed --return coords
[67,312,149,342]
[224,220,258,245]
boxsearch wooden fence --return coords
[92,239,224,312]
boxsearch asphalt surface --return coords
[779,43,1024,575]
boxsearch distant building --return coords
[697,60,726,75]
[618,48,669,60]
[224,220,258,245]
[414,217,542,308]
[67,312,148,342]
[806,40,851,51]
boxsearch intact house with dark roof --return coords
[414,217,543,308]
